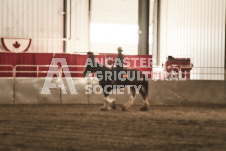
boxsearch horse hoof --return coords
[112,101,116,110]
[140,105,149,111]
[100,107,108,111]
[121,105,128,111]
[109,101,116,110]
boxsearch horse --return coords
[82,52,149,111]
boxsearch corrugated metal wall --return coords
[65,0,89,53]
[0,0,64,53]
[160,0,226,80]
[150,0,158,64]
[0,0,90,53]
[0,0,225,80]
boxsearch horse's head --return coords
[82,52,95,77]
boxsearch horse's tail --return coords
[143,74,148,99]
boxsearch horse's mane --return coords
[87,52,139,72]
[96,62,140,72]
[87,52,111,71]
[96,63,111,71]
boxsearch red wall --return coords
[0,52,152,78]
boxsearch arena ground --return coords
[0,104,226,151]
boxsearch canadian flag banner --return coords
[1,38,32,53]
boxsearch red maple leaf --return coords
[13,41,20,48]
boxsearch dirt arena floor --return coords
[0,104,226,151]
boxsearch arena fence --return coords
[0,53,225,105]
[0,64,225,80]
[0,52,225,80]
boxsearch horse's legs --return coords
[122,87,136,111]
[100,94,112,111]
[104,95,116,110]
[139,88,149,111]
[100,87,116,111]
[100,97,108,111]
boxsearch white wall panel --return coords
[160,0,226,80]
[90,0,138,54]
[0,0,64,53]
[150,0,157,59]
[65,0,90,53]
[91,0,138,24]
